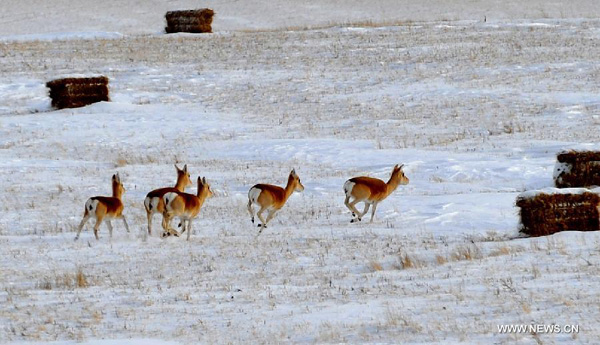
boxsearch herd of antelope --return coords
[75,164,409,241]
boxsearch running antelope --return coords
[343,164,409,223]
[247,169,305,233]
[162,176,213,240]
[75,173,130,240]
[143,164,193,235]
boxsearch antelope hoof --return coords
[251,217,255,224]
[161,231,178,238]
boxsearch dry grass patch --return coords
[76,268,88,288]
[36,268,90,290]
[450,244,481,261]
[531,264,541,279]
[316,321,343,343]
[115,157,128,167]
[369,260,383,272]
[489,245,511,257]
[396,252,423,269]
[382,307,424,333]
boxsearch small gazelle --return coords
[162,176,213,240]
[143,164,193,235]
[247,169,305,233]
[75,173,130,240]
[343,164,409,223]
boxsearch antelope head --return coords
[290,169,304,192]
[112,173,126,198]
[392,164,409,185]
[175,164,193,190]
[198,176,214,199]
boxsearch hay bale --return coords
[46,76,109,109]
[165,9,214,34]
[554,150,600,188]
[516,188,600,237]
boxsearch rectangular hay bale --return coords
[46,76,109,109]
[554,150,600,188]
[165,9,214,33]
[516,188,600,237]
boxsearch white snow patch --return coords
[0,31,124,42]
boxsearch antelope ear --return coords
[183,164,188,173]
[202,177,207,184]
[174,164,180,171]
[112,174,117,181]
[398,164,404,170]
[291,168,296,175]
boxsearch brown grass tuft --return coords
[369,260,383,272]
[436,255,448,265]
[399,253,419,269]
[451,244,481,261]
[76,268,88,288]
[115,157,128,167]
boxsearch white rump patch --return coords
[163,192,178,210]
[85,198,99,218]
[248,187,262,204]
[144,196,161,214]
[343,180,355,197]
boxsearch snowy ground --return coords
[2,5,600,345]
[3,0,600,37]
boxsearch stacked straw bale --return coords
[554,150,600,188]
[46,76,109,109]
[516,188,600,237]
[165,9,214,33]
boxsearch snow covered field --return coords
[2,2,600,344]
[3,0,600,36]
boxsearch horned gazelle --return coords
[143,164,193,235]
[247,169,305,233]
[343,164,409,223]
[75,173,130,240]
[162,176,213,240]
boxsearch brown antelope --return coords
[247,169,305,233]
[143,164,193,235]
[162,176,213,240]
[75,173,130,240]
[343,164,409,223]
